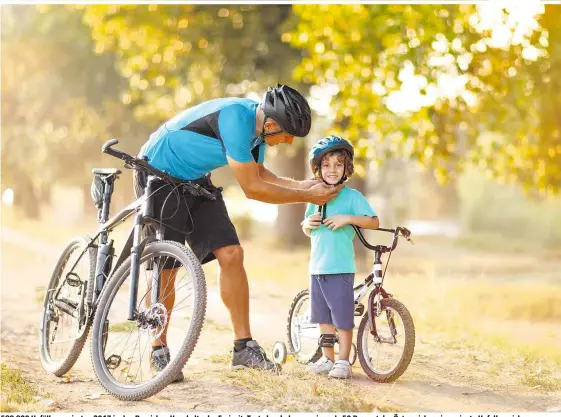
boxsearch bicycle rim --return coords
[92,242,205,393]
[360,304,407,375]
[289,292,320,362]
[40,236,94,374]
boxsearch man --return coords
[134,83,342,379]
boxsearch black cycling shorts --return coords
[133,170,240,267]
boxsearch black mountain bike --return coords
[39,139,214,400]
[273,226,415,383]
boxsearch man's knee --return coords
[214,245,244,269]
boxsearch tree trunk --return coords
[14,174,40,219]
[273,143,307,247]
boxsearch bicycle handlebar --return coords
[352,225,412,253]
[101,139,218,200]
[102,138,119,153]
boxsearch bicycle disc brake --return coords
[137,303,168,341]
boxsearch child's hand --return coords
[302,212,322,230]
[323,215,350,231]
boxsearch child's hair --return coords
[314,149,354,181]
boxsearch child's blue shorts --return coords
[310,273,355,331]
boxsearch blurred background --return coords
[2,4,561,248]
[1,3,561,404]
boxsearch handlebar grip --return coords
[102,139,119,153]
[398,227,411,239]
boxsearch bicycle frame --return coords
[352,225,411,343]
[54,174,169,329]
[294,226,410,347]
[352,272,394,343]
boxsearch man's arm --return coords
[257,164,307,189]
[228,157,340,205]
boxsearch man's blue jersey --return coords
[140,97,266,180]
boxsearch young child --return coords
[301,136,379,379]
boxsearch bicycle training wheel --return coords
[287,289,322,364]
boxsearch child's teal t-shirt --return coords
[304,187,376,275]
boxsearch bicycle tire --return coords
[90,240,206,400]
[357,297,415,382]
[39,235,97,376]
[286,289,322,364]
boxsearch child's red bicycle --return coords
[273,226,415,382]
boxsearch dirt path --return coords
[2,228,560,412]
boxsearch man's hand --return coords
[298,178,322,189]
[302,212,322,230]
[307,182,343,205]
[323,215,351,231]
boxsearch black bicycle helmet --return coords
[261,83,312,137]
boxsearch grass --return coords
[35,286,45,304]
[449,282,561,321]
[516,347,561,392]
[6,211,561,395]
[455,232,545,255]
[520,369,561,392]
[108,321,138,332]
[203,318,230,332]
[390,264,561,392]
[0,364,37,412]
[208,354,231,365]
[220,365,403,412]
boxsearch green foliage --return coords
[288,5,561,193]
[79,5,301,123]
[1,364,37,408]
[1,5,146,216]
[458,166,561,248]
[1,8,117,185]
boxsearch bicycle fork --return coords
[126,216,162,320]
[127,178,161,320]
[367,287,398,344]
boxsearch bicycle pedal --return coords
[66,272,82,287]
[106,354,122,370]
[354,303,365,316]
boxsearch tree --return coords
[1,5,146,217]
[80,4,313,246]
[79,5,301,124]
[288,4,561,194]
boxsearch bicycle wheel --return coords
[90,240,206,400]
[287,289,322,364]
[357,297,415,382]
[39,235,97,376]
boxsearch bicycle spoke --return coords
[41,236,95,376]
[96,244,204,391]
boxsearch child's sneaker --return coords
[328,360,352,379]
[307,356,334,374]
